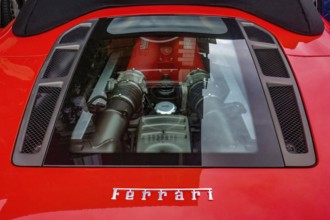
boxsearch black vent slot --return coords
[254,49,289,78]
[268,86,308,154]
[60,26,90,44]
[244,26,274,44]
[43,50,76,78]
[21,87,61,154]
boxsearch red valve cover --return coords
[127,37,205,81]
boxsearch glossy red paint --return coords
[0,6,330,219]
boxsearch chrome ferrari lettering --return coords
[111,188,120,200]
[158,190,167,201]
[111,188,214,201]
[175,190,184,200]
[191,190,201,200]
[125,189,134,200]
[142,190,151,200]
[207,189,214,201]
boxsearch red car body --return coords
[1,5,330,220]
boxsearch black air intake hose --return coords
[185,69,229,117]
[188,79,206,116]
[185,69,209,116]
[185,69,237,149]
[90,69,146,152]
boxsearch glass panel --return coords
[45,16,284,167]
[107,16,228,35]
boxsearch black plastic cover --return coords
[13,0,324,36]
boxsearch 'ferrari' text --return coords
[111,188,214,201]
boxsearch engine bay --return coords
[52,33,258,160]
[41,16,287,166]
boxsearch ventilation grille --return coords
[60,26,90,44]
[254,49,290,78]
[244,26,274,44]
[268,86,308,154]
[43,50,77,78]
[21,87,61,154]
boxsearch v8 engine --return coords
[67,36,251,154]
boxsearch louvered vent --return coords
[21,87,61,154]
[244,26,274,44]
[43,50,77,78]
[268,86,308,154]
[254,49,290,78]
[60,26,90,44]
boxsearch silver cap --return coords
[155,101,177,115]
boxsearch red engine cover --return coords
[127,37,205,81]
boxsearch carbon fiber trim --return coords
[243,26,274,44]
[254,49,290,78]
[21,87,62,153]
[43,49,77,78]
[268,86,308,154]
[60,26,90,44]
[13,20,97,166]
